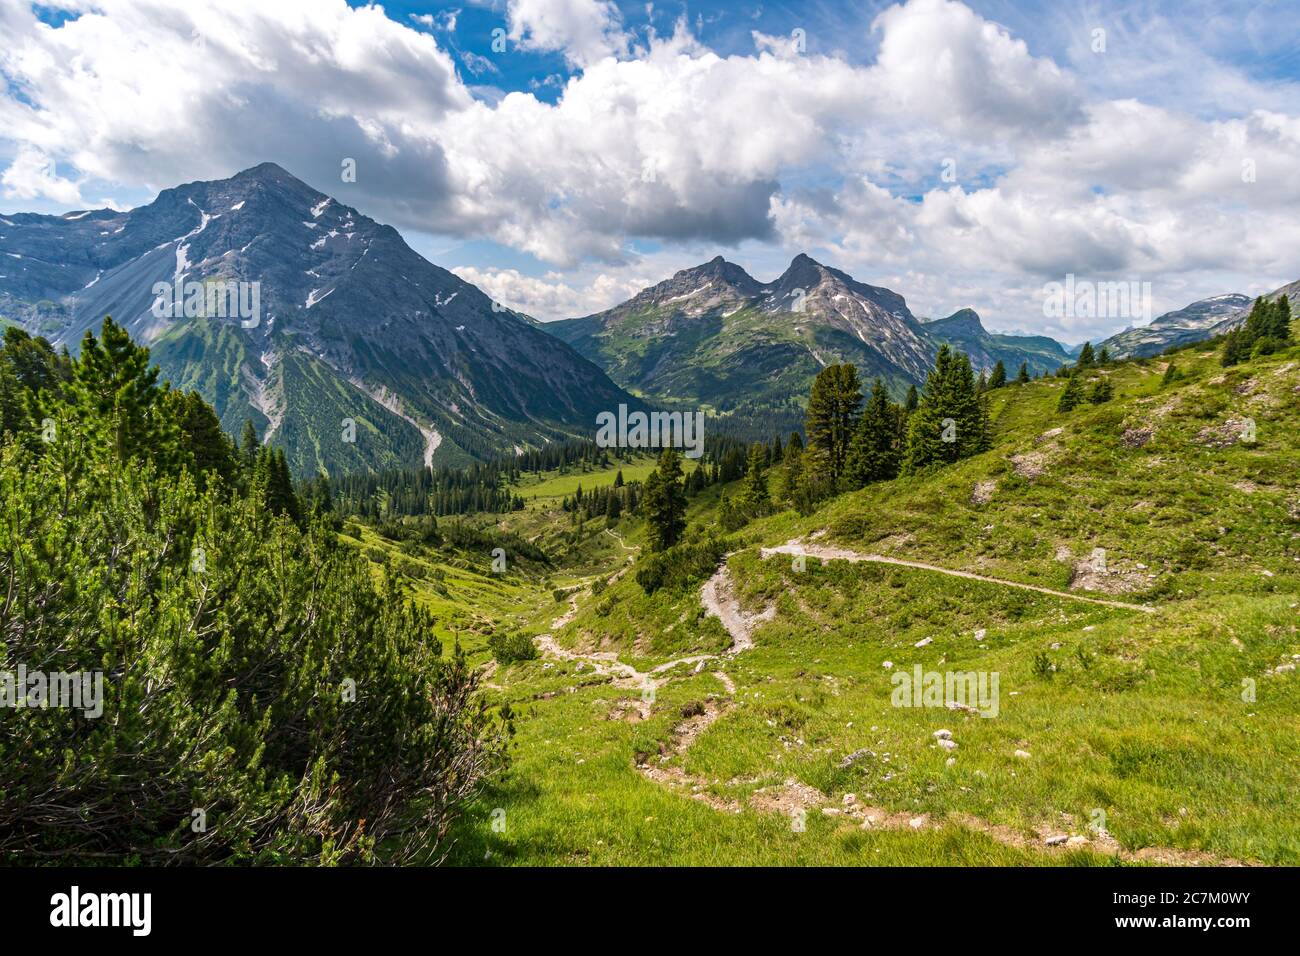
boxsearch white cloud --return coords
[451,265,640,319]
[866,0,1083,139]
[506,0,629,67]
[0,146,83,204]
[0,0,1297,342]
[410,10,459,33]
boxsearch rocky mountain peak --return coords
[926,308,987,337]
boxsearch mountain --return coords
[0,163,637,475]
[545,254,1071,412]
[922,308,1072,375]
[1203,279,1300,339]
[1098,293,1252,359]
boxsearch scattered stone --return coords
[974,628,987,641]
[1014,749,1032,760]
[945,757,957,767]
[937,738,958,751]
[838,748,875,769]
[1121,426,1154,449]
[933,729,953,740]
[1045,834,1068,846]
[971,480,997,505]
[1010,450,1047,479]
[1196,418,1255,448]
[914,637,933,648]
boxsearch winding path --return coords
[760,540,1157,614]
[530,547,1252,864]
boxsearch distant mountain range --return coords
[544,254,1072,414]
[4,162,1290,476]
[1099,280,1298,359]
[1097,293,1252,359]
[0,163,637,475]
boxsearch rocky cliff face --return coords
[0,163,637,474]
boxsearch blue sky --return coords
[2,0,1298,340]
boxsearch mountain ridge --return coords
[0,163,640,476]
[545,254,1072,411]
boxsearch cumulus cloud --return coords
[506,0,629,67]
[452,265,654,320]
[0,0,1297,340]
[0,145,83,203]
[866,0,1083,139]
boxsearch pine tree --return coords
[3,326,70,396]
[902,346,986,473]
[170,390,237,487]
[1162,362,1180,385]
[904,383,919,412]
[1267,295,1292,342]
[1098,346,1111,364]
[1221,325,1250,366]
[1057,373,1086,411]
[1089,376,1113,404]
[845,378,903,487]
[65,317,178,465]
[778,440,803,503]
[988,361,1007,389]
[1,320,510,863]
[260,447,302,523]
[239,419,260,470]
[740,442,770,514]
[642,448,687,551]
[1228,295,1292,364]
[804,363,861,486]
[0,356,28,440]
[1076,342,1095,368]
[1016,361,1030,384]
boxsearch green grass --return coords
[360,337,1300,865]
[508,455,663,500]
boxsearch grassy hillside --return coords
[355,335,1299,866]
